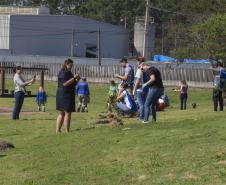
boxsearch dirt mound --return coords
[95,113,123,125]
[0,140,15,151]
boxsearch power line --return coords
[150,6,185,17]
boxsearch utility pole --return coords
[71,29,75,57]
[124,16,127,29]
[143,0,149,58]
[98,29,102,66]
[161,23,164,54]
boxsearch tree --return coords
[192,14,226,61]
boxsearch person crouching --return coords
[76,77,90,112]
[116,82,137,116]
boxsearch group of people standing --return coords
[11,57,165,133]
[114,57,164,124]
[12,57,226,134]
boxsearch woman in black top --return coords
[56,59,80,133]
[141,63,164,123]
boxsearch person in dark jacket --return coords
[76,77,90,112]
[36,86,47,112]
[56,59,80,133]
[212,61,226,111]
[141,63,164,123]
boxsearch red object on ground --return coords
[157,99,165,111]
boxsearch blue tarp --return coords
[153,55,178,62]
[184,59,210,64]
[153,55,210,64]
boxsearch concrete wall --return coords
[0,6,49,15]
[134,22,155,59]
[8,15,129,58]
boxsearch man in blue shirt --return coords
[76,77,90,112]
[114,57,135,93]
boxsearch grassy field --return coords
[0,81,226,185]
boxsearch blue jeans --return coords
[136,89,147,119]
[144,87,164,122]
[180,93,187,110]
[12,91,25,120]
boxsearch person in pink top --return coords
[180,80,188,110]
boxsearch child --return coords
[36,86,47,112]
[107,80,118,112]
[116,82,137,116]
[76,77,90,112]
[180,80,188,110]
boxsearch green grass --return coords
[1,81,226,185]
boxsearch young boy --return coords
[107,80,118,112]
[76,77,90,112]
[36,86,47,112]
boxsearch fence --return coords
[0,54,137,65]
[0,61,214,88]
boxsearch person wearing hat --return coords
[114,57,134,93]
[12,65,36,120]
[76,77,90,112]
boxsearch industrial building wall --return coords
[0,15,10,49]
[9,15,129,58]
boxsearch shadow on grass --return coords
[0,154,7,158]
[71,126,96,132]
[22,118,55,121]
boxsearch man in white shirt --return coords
[132,56,149,120]
[116,83,137,115]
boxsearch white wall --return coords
[0,15,10,49]
[134,22,155,59]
